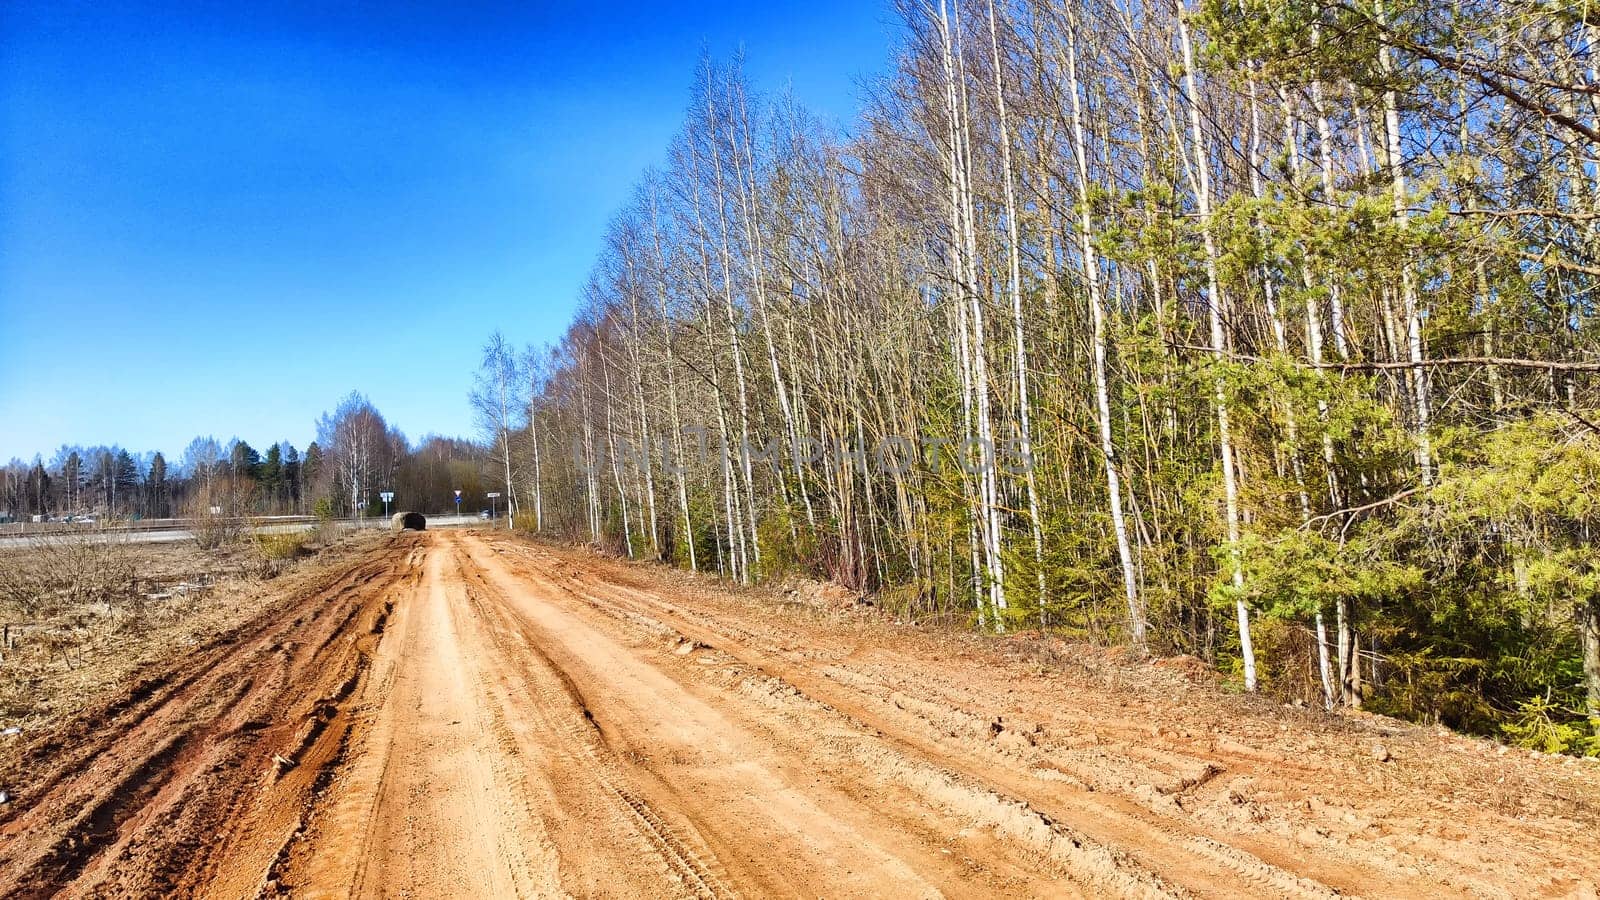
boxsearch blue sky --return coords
[0,1,894,462]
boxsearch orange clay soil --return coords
[2,528,1595,898]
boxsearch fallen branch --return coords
[1562,408,1600,438]
[1299,488,1421,532]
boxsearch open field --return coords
[0,529,382,732]
[1,529,1595,897]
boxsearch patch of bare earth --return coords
[484,530,1600,898]
[3,528,1596,897]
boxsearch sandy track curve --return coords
[4,529,1596,898]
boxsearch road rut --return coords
[3,529,1596,898]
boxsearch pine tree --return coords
[146,453,168,518]
[261,443,283,511]
[284,444,302,512]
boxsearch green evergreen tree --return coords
[146,452,168,518]
[261,443,283,510]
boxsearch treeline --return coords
[478,0,1600,751]
[2,391,494,522]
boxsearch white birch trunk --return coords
[1376,2,1434,488]
[1064,7,1145,649]
[986,0,1048,613]
[1179,5,1255,691]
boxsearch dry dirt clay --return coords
[1,530,1596,898]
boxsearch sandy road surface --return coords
[2,530,1597,898]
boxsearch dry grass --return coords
[249,530,313,578]
[0,530,374,726]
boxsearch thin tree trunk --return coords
[1580,597,1600,735]
[1377,2,1434,488]
[1179,5,1255,691]
[986,0,1048,614]
[1063,7,1145,649]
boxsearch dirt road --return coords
[2,530,1596,897]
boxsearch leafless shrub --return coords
[313,521,343,547]
[191,514,244,550]
[186,482,253,550]
[0,527,138,621]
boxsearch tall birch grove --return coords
[487,2,1600,751]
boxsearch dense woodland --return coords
[1,392,495,523]
[472,0,1600,752]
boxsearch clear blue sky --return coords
[0,1,893,463]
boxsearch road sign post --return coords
[487,492,501,526]
[380,491,394,519]
[454,490,462,517]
